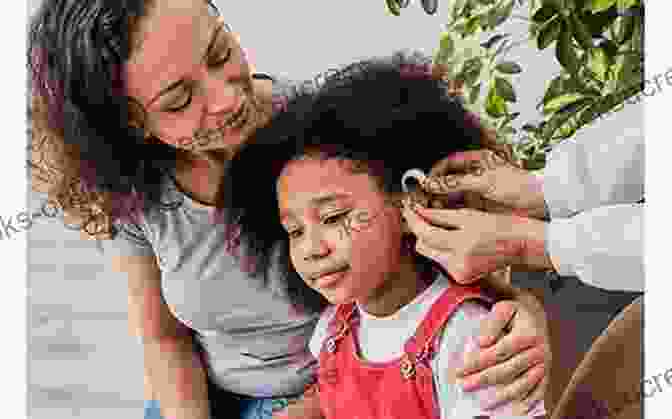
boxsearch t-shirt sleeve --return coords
[98,219,155,258]
[542,106,644,218]
[308,305,338,359]
[432,301,546,419]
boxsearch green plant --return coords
[385,0,644,169]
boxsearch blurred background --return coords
[27,0,643,417]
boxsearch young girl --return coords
[220,56,547,418]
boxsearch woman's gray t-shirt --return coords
[100,77,320,398]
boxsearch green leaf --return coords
[588,47,609,82]
[556,23,581,74]
[532,5,559,23]
[468,82,482,105]
[386,0,402,16]
[591,0,617,13]
[438,32,455,59]
[486,85,507,118]
[481,34,509,49]
[613,14,635,44]
[571,14,594,50]
[494,38,511,57]
[617,0,638,13]
[495,61,522,74]
[522,123,540,133]
[487,0,515,29]
[543,93,585,114]
[451,0,468,20]
[538,15,562,50]
[542,0,565,9]
[465,15,482,35]
[495,77,517,102]
[461,57,484,86]
[583,8,619,37]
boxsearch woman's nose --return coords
[203,81,239,116]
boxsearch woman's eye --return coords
[209,47,232,67]
[166,93,192,113]
[287,229,303,239]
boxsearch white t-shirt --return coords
[309,275,546,418]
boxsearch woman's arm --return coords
[112,254,211,419]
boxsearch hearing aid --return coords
[399,168,432,234]
[401,168,431,208]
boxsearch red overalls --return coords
[316,284,491,419]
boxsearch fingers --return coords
[478,364,546,414]
[514,375,548,416]
[477,301,518,348]
[428,150,490,177]
[422,172,493,197]
[409,206,477,230]
[457,332,540,378]
[463,343,545,393]
[401,205,459,250]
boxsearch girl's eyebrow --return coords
[279,193,352,222]
[309,193,352,207]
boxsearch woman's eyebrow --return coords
[147,22,224,107]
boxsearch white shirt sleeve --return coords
[546,203,643,292]
[432,301,546,418]
[542,108,644,218]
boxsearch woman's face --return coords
[277,157,408,305]
[124,0,271,153]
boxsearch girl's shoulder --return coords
[308,305,341,358]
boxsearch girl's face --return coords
[277,157,408,305]
[124,0,272,154]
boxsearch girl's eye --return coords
[209,47,232,67]
[323,211,350,225]
[166,93,193,113]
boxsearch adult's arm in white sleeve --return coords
[546,203,643,292]
[542,107,644,219]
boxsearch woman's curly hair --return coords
[27,0,219,238]
[218,51,516,311]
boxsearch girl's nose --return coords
[303,229,330,261]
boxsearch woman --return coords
[27,1,550,418]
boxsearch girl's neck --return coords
[358,258,435,318]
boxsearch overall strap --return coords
[322,303,358,354]
[403,284,489,363]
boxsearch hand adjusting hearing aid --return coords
[401,168,428,194]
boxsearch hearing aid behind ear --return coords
[401,168,431,209]
[401,169,427,194]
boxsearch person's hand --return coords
[424,149,548,219]
[401,202,552,284]
[458,298,550,415]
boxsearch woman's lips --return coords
[315,268,349,289]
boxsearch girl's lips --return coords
[316,268,349,289]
